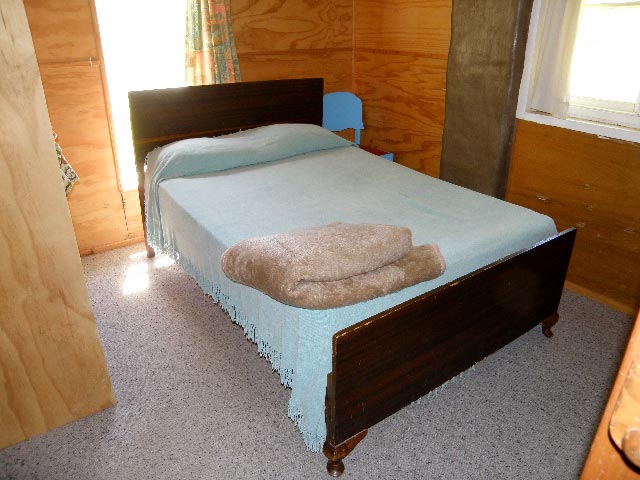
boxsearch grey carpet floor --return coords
[0,243,634,480]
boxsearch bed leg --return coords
[323,430,367,477]
[541,312,559,338]
[145,243,155,258]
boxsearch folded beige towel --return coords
[221,222,445,309]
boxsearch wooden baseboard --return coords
[79,237,144,257]
[565,280,636,316]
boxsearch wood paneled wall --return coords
[21,1,639,314]
[24,0,143,256]
[506,121,640,314]
[353,0,452,176]
[0,0,115,449]
[232,0,353,92]
[24,0,353,256]
[352,1,638,314]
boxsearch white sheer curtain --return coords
[528,0,584,118]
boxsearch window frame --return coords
[517,0,640,143]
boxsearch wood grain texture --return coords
[0,0,115,449]
[239,49,353,93]
[23,0,99,64]
[25,0,353,256]
[122,189,144,240]
[232,0,352,53]
[233,0,353,92]
[355,0,452,57]
[38,63,129,253]
[354,50,447,176]
[327,228,575,444]
[610,344,640,467]
[581,310,640,479]
[506,120,640,314]
[354,0,452,177]
[128,78,324,169]
[24,0,132,256]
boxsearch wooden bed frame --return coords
[129,78,576,476]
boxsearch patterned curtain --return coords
[185,0,241,86]
[53,132,78,197]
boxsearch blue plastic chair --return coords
[322,92,364,145]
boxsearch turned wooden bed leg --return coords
[541,312,559,338]
[323,430,367,477]
[145,243,155,258]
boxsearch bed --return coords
[128,78,576,476]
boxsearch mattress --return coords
[149,131,557,451]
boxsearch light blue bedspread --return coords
[145,125,557,451]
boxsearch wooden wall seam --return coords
[356,46,449,60]
[353,0,452,176]
[23,0,145,256]
[506,120,640,314]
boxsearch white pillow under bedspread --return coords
[151,138,557,452]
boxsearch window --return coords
[94,1,186,191]
[517,0,640,143]
[568,1,640,130]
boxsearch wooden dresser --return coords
[581,309,640,479]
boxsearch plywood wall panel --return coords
[355,50,447,176]
[122,189,144,240]
[354,0,452,177]
[506,120,640,314]
[24,0,141,256]
[355,0,451,56]
[1,0,115,449]
[68,197,131,253]
[233,0,354,92]
[38,65,114,159]
[55,146,118,197]
[23,0,99,64]
[232,0,352,52]
[38,63,130,253]
[25,0,353,255]
[240,49,353,92]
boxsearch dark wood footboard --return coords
[324,228,576,472]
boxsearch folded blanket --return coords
[221,222,446,309]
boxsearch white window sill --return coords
[517,111,640,145]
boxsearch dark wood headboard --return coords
[128,78,324,174]
[128,78,324,254]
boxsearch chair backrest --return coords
[322,92,364,144]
